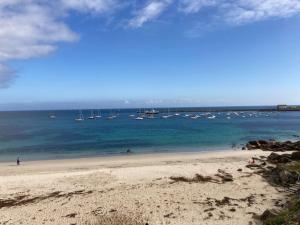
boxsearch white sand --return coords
[0,150,287,225]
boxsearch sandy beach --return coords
[0,150,288,225]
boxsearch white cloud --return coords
[179,0,300,25]
[0,0,118,88]
[128,0,172,28]
[224,0,300,25]
[179,0,217,13]
[61,0,119,13]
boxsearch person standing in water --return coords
[17,157,20,166]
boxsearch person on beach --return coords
[17,157,20,166]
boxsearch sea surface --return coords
[0,107,300,162]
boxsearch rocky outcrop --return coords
[245,140,300,151]
[267,166,299,185]
[259,209,280,221]
[267,153,292,164]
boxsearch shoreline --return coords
[0,145,243,163]
[0,148,265,169]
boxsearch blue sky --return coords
[0,0,300,110]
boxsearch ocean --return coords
[0,107,299,162]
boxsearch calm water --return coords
[0,108,300,162]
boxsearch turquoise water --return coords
[0,108,300,162]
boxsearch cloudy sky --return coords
[0,0,300,110]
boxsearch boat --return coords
[145,109,159,115]
[208,115,216,119]
[88,110,95,119]
[95,110,102,118]
[135,116,144,120]
[107,110,117,120]
[135,108,144,120]
[162,108,172,119]
[49,113,56,119]
[191,115,200,119]
[75,110,84,121]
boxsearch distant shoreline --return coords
[1,105,300,112]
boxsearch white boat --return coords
[75,110,84,121]
[227,116,231,120]
[94,110,102,118]
[107,110,117,120]
[49,114,56,119]
[191,115,200,119]
[162,108,172,119]
[88,110,95,119]
[135,116,144,120]
[208,115,216,119]
[135,108,144,120]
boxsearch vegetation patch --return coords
[264,198,300,225]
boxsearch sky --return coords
[0,0,300,110]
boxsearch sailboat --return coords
[95,110,102,119]
[135,108,144,120]
[162,108,172,119]
[208,115,216,119]
[48,112,56,119]
[107,110,116,120]
[75,110,84,121]
[174,109,180,116]
[88,110,95,119]
[190,114,200,119]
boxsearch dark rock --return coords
[246,164,262,168]
[246,140,300,152]
[268,167,299,185]
[237,168,242,172]
[291,152,300,160]
[216,169,233,182]
[259,209,280,221]
[267,153,292,164]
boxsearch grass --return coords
[284,162,300,173]
[264,198,300,225]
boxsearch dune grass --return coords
[264,199,300,225]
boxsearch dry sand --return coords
[0,150,287,225]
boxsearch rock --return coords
[246,164,262,169]
[216,169,233,182]
[246,140,300,152]
[237,168,242,172]
[259,209,280,221]
[267,153,291,164]
[291,152,300,160]
[268,167,299,185]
